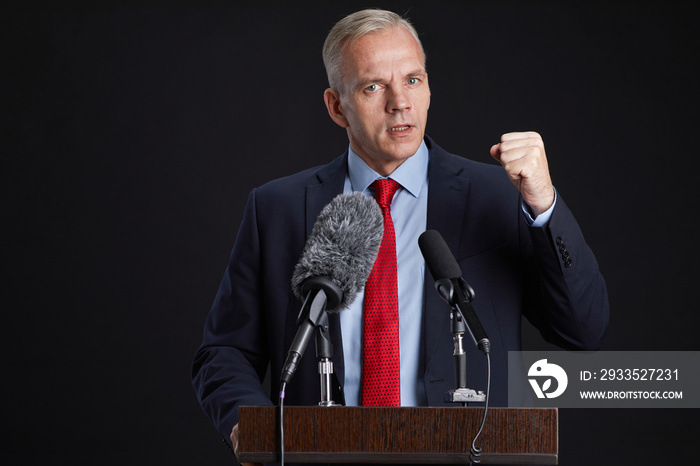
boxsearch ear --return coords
[323,88,349,128]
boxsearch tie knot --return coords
[372,178,401,208]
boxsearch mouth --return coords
[388,125,412,132]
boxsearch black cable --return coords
[469,352,490,465]
[279,381,286,466]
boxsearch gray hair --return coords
[322,9,425,93]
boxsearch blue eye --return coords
[407,77,418,85]
[366,84,378,92]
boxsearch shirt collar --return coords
[347,140,428,198]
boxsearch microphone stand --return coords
[315,312,338,406]
[435,278,487,404]
[444,306,487,404]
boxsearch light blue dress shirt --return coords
[339,142,556,406]
[341,141,430,406]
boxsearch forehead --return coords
[340,27,425,79]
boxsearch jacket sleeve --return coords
[521,194,609,350]
[191,188,274,448]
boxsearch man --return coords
[192,8,608,460]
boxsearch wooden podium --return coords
[238,406,557,464]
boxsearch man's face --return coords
[325,26,430,176]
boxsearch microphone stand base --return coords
[318,401,341,407]
[445,388,486,403]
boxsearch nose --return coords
[386,85,410,113]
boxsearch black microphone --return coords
[281,192,384,386]
[418,229,490,354]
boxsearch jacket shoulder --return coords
[253,152,346,200]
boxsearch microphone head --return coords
[418,229,462,280]
[291,192,383,311]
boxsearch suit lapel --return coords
[304,155,347,236]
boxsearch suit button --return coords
[562,251,570,260]
[556,237,563,246]
[559,244,567,254]
[564,258,573,268]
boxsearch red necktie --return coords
[361,178,401,406]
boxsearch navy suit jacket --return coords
[192,136,608,446]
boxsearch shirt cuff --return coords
[521,188,557,227]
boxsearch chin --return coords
[387,138,422,158]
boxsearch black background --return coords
[2,2,699,464]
